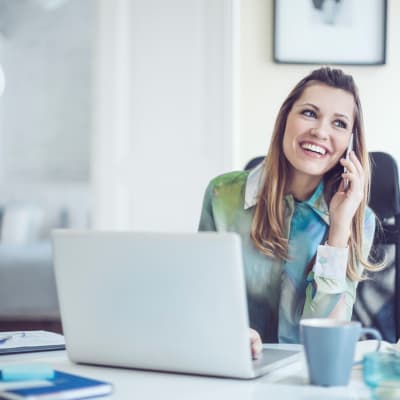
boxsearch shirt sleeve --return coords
[302,209,376,320]
[198,181,217,232]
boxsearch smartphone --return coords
[343,133,354,191]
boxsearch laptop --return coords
[52,231,300,379]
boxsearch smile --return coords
[300,142,327,156]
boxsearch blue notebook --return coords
[0,370,113,399]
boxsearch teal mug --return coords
[300,318,382,386]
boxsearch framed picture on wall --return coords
[273,0,387,65]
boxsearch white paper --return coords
[0,331,65,350]
[0,380,52,390]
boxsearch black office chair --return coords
[244,156,265,171]
[244,152,400,341]
[353,152,400,342]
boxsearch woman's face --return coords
[283,83,355,182]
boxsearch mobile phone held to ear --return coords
[343,133,354,191]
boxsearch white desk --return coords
[0,342,382,400]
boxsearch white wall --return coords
[240,0,400,168]
[91,0,240,231]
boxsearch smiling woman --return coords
[199,67,380,356]
[282,83,354,201]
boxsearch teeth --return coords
[301,143,326,155]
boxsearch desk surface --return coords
[0,341,382,400]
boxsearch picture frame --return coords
[273,0,387,65]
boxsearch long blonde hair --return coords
[250,67,376,281]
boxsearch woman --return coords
[198,67,377,357]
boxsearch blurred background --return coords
[0,0,398,332]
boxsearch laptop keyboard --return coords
[252,348,299,369]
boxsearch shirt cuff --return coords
[313,244,349,282]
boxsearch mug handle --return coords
[360,328,382,352]
[353,327,382,366]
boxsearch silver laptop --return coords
[52,231,300,379]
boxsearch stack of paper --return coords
[0,331,65,355]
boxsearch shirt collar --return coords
[244,161,265,210]
[294,181,330,225]
[243,162,330,225]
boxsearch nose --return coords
[310,121,329,140]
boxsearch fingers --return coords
[340,151,365,193]
[250,328,263,360]
[340,151,362,176]
[348,151,364,179]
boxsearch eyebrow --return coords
[298,102,351,121]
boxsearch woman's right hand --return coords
[250,328,262,359]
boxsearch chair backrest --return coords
[244,152,400,341]
[244,156,265,171]
[353,152,400,341]
[369,152,400,221]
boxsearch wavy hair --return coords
[250,67,377,281]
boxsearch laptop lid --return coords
[53,231,259,378]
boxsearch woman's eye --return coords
[302,109,316,118]
[333,119,347,129]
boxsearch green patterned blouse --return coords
[198,163,375,343]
